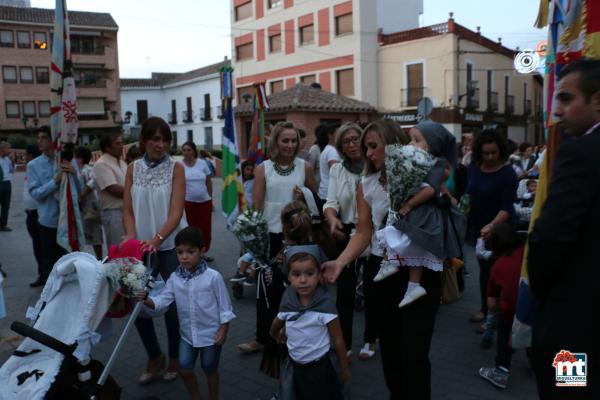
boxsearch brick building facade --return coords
[0,5,120,143]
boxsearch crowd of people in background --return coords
[1,57,599,400]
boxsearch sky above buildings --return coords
[31,0,547,78]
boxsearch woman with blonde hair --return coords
[324,119,446,398]
[238,121,316,355]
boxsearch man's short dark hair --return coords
[175,226,204,249]
[37,125,51,138]
[99,132,122,153]
[557,58,600,102]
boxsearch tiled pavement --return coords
[0,172,539,399]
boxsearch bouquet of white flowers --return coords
[105,257,148,298]
[231,209,270,264]
[385,144,436,213]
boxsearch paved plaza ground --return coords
[0,172,539,399]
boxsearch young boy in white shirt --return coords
[139,226,235,400]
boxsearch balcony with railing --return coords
[400,87,426,108]
[217,106,224,119]
[466,86,480,110]
[505,95,514,115]
[488,92,499,112]
[168,113,177,124]
[200,107,212,121]
[182,110,193,123]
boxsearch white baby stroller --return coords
[0,251,158,400]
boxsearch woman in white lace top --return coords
[123,117,187,384]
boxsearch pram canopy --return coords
[0,252,114,400]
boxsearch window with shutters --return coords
[268,0,282,9]
[270,80,284,94]
[336,69,354,96]
[38,101,50,117]
[205,127,214,150]
[269,34,281,53]
[0,30,14,47]
[184,97,193,122]
[236,42,253,61]
[300,24,314,45]
[187,130,193,143]
[235,2,252,21]
[202,94,212,120]
[20,67,33,83]
[169,100,177,124]
[36,67,49,83]
[6,101,19,118]
[301,75,316,85]
[17,31,30,48]
[23,101,36,117]
[136,100,148,124]
[2,66,17,83]
[405,63,423,107]
[335,13,353,36]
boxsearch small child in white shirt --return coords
[138,226,235,400]
[270,245,350,399]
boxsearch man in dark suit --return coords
[528,59,600,399]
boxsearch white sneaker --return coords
[398,284,427,308]
[373,262,399,282]
[358,343,375,360]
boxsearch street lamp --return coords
[22,117,39,136]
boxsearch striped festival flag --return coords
[247,82,270,165]
[220,67,246,226]
[512,0,600,348]
[51,0,85,252]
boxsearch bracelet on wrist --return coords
[155,233,164,242]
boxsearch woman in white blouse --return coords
[180,141,213,254]
[323,120,442,398]
[322,123,368,360]
[238,121,316,355]
[123,117,187,384]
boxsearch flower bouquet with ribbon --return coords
[231,209,270,264]
[231,210,285,378]
[376,144,436,265]
[106,257,148,298]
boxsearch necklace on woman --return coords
[273,161,296,176]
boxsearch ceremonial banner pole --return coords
[220,67,246,226]
[247,81,270,165]
[51,0,85,252]
[512,0,600,348]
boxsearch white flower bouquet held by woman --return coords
[105,257,148,298]
[384,144,436,217]
[231,209,270,264]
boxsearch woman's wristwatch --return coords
[154,232,164,242]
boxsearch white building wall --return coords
[120,73,225,149]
